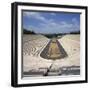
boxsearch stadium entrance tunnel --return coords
[40,38,68,60]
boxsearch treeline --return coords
[70,31,80,34]
[23,28,80,37]
[43,31,80,38]
[23,29,36,34]
[43,33,64,38]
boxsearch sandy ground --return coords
[23,34,80,76]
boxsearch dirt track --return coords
[40,38,67,59]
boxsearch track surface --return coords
[40,38,68,60]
